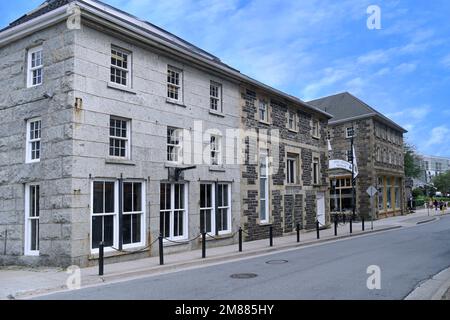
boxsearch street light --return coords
[350,125,356,221]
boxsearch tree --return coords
[404,143,422,178]
[433,171,450,194]
[412,188,424,198]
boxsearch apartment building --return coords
[309,92,407,219]
[0,0,330,267]
[418,155,450,184]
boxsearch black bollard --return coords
[334,215,338,236]
[98,241,104,276]
[269,226,273,247]
[362,217,365,231]
[159,234,164,265]
[316,221,320,239]
[202,232,206,258]
[343,214,346,224]
[238,228,243,252]
[296,223,300,243]
[350,218,353,234]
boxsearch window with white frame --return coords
[92,181,117,250]
[110,47,130,87]
[25,184,40,255]
[160,183,187,240]
[259,100,269,122]
[200,183,231,235]
[288,110,297,131]
[210,135,221,165]
[27,46,43,87]
[210,82,222,112]
[109,117,130,158]
[167,127,182,163]
[312,120,320,138]
[26,118,41,163]
[167,66,183,102]
[259,151,269,223]
[123,182,145,246]
[313,157,320,185]
[346,127,355,138]
[286,154,298,184]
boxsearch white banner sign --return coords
[329,159,359,177]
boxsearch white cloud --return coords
[425,126,450,147]
[394,62,417,74]
[441,54,450,69]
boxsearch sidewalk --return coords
[0,208,444,300]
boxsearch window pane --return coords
[30,219,39,251]
[260,200,266,221]
[174,211,183,237]
[92,216,103,249]
[123,182,133,212]
[132,214,141,243]
[123,214,132,245]
[104,182,115,213]
[133,183,142,212]
[200,209,212,233]
[103,215,114,247]
[93,182,104,214]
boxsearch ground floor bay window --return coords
[160,183,188,240]
[92,181,117,250]
[200,183,232,235]
[259,151,269,224]
[25,183,40,256]
[377,176,402,213]
[123,181,145,247]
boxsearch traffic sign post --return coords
[367,186,378,230]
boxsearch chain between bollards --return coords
[238,227,243,252]
[98,241,104,276]
[202,232,206,258]
[159,234,164,265]
[296,223,300,243]
[269,226,273,247]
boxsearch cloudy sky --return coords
[2,0,450,156]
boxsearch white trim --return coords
[210,81,222,113]
[200,183,232,236]
[160,182,188,241]
[109,116,131,160]
[110,46,132,88]
[90,180,119,254]
[24,183,40,256]
[27,45,43,88]
[167,65,183,104]
[122,180,146,250]
[25,117,41,164]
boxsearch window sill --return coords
[26,160,41,164]
[107,82,137,94]
[288,128,299,133]
[209,109,225,117]
[166,98,186,108]
[312,136,320,140]
[209,166,226,172]
[105,158,136,166]
[201,233,234,241]
[258,120,271,126]
[164,162,184,168]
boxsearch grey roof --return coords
[308,92,407,133]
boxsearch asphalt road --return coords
[38,215,450,300]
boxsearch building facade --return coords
[418,155,450,184]
[0,0,330,267]
[308,93,407,219]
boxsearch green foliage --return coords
[412,188,424,198]
[404,144,422,178]
[433,171,450,194]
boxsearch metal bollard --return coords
[159,234,164,265]
[238,228,243,252]
[98,241,104,276]
[334,215,338,236]
[202,232,206,258]
[316,221,320,239]
[362,217,365,231]
[296,223,300,243]
[269,226,273,247]
[343,214,346,224]
[350,218,353,234]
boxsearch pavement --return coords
[0,208,448,300]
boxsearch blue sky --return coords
[2,0,450,157]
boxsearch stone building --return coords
[240,87,332,240]
[0,0,330,267]
[308,92,407,219]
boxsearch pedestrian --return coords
[434,199,438,211]
[439,201,444,213]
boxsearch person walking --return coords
[434,199,439,211]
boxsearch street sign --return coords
[366,186,378,197]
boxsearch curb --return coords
[405,266,450,300]
[15,225,401,299]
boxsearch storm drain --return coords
[230,273,258,279]
[265,259,288,265]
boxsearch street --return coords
[36,215,450,300]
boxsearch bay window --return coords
[160,183,188,240]
[200,183,232,235]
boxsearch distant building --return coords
[417,155,450,184]
[308,92,408,219]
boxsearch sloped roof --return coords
[308,92,407,132]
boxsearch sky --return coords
[1,0,450,157]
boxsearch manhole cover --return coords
[230,273,258,279]
[266,260,288,265]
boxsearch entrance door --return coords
[317,192,326,226]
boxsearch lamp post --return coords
[350,126,356,221]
